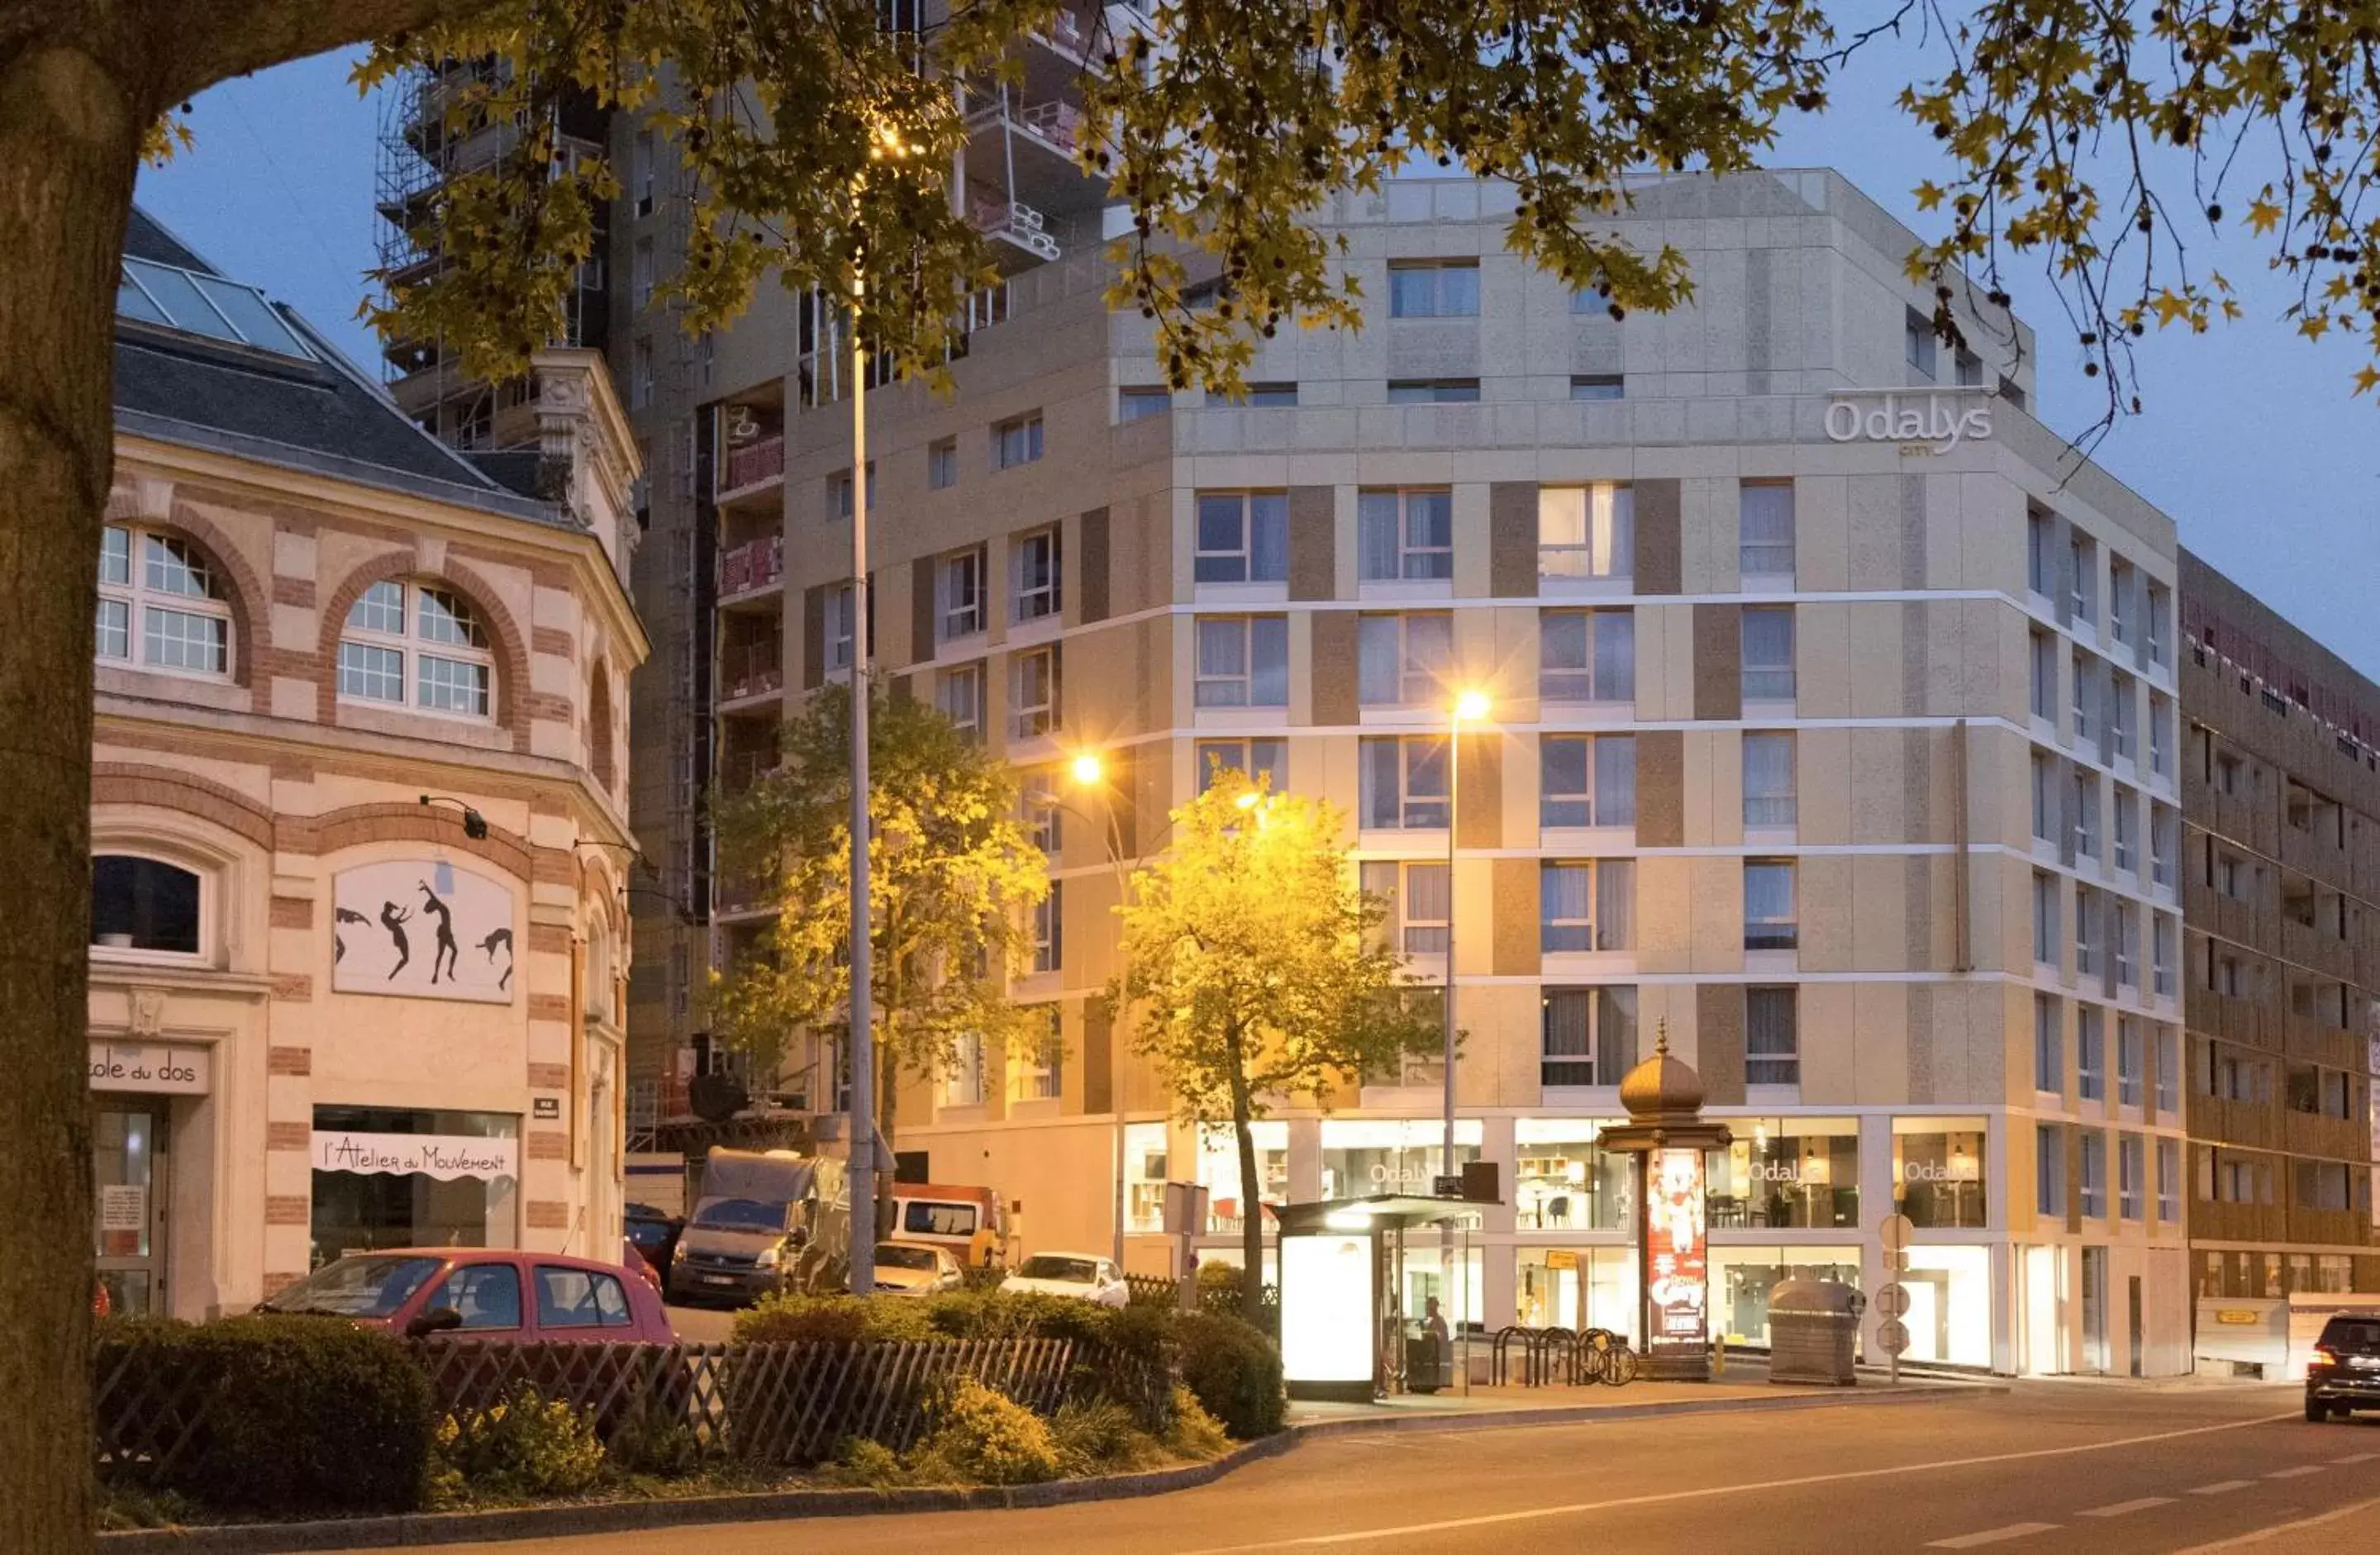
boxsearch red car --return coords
[259,1248,675,1343]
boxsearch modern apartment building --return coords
[2177,552,2380,1312]
[689,167,2202,1376]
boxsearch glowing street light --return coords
[1453,687,1491,723]
[1069,751,1106,787]
[1442,687,1490,1188]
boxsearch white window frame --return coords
[1194,491,1289,585]
[1013,527,1061,622]
[1742,731,1796,828]
[2078,1005,2105,1101]
[1196,738,1286,795]
[1194,615,1289,708]
[928,437,959,490]
[1744,860,1797,951]
[1745,987,1798,1086]
[1740,607,1795,702]
[1358,612,1452,708]
[1359,735,1449,830]
[992,411,1044,470]
[1010,644,1060,739]
[1387,259,1479,318]
[1539,733,1635,829]
[2072,772,2100,860]
[2157,1138,2180,1220]
[1031,881,1062,972]
[1737,483,1795,583]
[1363,860,1449,956]
[823,583,855,675]
[2034,994,2061,1092]
[1540,858,1633,953]
[1539,608,1634,703]
[90,849,210,964]
[940,546,987,642]
[2108,671,2135,761]
[1537,484,1633,581]
[98,525,233,680]
[1357,488,1454,582]
[338,578,495,720]
[936,661,983,742]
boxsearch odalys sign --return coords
[1825,392,1994,454]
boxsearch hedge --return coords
[1173,1311,1287,1439]
[95,1315,435,1515]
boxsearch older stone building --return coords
[2177,552,2380,1319]
[90,212,645,1317]
[697,170,2198,1375]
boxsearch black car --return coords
[2304,1315,2380,1421]
[624,1201,683,1282]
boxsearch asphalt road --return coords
[445,1381,2380,1555]
[664,1301,738,1343]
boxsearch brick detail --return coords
[91,763,274,851]
[526,1201,569,1229]
[264,1196,310,1225]
[270,973,313,1002]
[526,1130,571,1160]
[267,1045,312,1076]
[527,923,574,955]
[527,993,573,1023]
[301,802,535,882]
[532,626,575,658]
[273,574,316,609]
[269,896,313,930]
[531,849,580,887]
[270,755,314,783]
[266,1121,311,1151]
[527,1062,571,1089]
[521,692,574,722]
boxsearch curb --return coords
[98,1382,1987,1553]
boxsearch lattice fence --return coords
[95,1334,1164,1481]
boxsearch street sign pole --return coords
[1877,1214,1915,1385]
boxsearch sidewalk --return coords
[1288,1364,1992,1435]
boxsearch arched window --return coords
[97,525,231,677]
[339,579,494,718]
[589,663,615,789]
[92,855,202,955]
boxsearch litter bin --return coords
[1768,1278,1860,1386]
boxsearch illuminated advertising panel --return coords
[1281,1234,1374,1389]
[1646,1146,1708,1356]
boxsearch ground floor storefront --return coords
[901,1105,2193,1377]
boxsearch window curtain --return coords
[1596,986,1639,1077]
[1596,736,1637,826]
[1593,611,1635,701]
[1595,859,1634,949]
[1357,616,1400,704]
[1595,486,1635,577]
[1357,492,1401,581]
[1249,494,1288,582]
[1250,616,1289,706]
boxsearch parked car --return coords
[871,1241,964,1296]
[669,1147,851,1306]
[2305,1315,2380,1420]
[622,1236,662,1294]
[891,1183,1006,1267]
[625,1201,683,1281]
[999,1251,1128,1307]
[258,1249,675,1343]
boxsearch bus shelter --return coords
[1274,1195,1486,1402]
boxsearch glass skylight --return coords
[117,256,313,359]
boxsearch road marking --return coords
[2330,1452,2379,1465]
[1925,1524,2057,1548]
[2170,1492,2380,1551]
[2078,1497,2173,1517]
[1176,1410,2301,1553]
[2263,1465,2323,1478]
[2187,1481,2254,1495]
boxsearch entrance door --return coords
[2127,1276,2144,1377]
[2080,1246,2109,1374]
[93,1104,169,1316]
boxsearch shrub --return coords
[93,1315,434,1515]
[825,1436,906,1488]
[916,1377,1060,1485]
[1173,1312,1286,1439]
[434,1386,607,1501]
[607,1397,705,1479]
[733,1291,935,1344]
[1162,1384,1231,1461]
[1050,1397,1160,1477]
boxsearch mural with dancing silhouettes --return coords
[332,858,516,1003]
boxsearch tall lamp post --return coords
[1442,689,1490,1186]
[845,121,914,1298]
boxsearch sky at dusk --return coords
[135,31,2380,679]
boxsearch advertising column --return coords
[1645,1147,1710,1369]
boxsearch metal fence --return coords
[97,1334,1169,1481]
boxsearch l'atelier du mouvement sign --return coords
[1825,392,1995,454]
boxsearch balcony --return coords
[720,639,784,706]
[716,535,783,601]
[969,193,1061,269]
[719,433,785,502]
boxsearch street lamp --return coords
[1442,689,1489,1186]
[845,117,916,1299]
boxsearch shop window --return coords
[1357,488,1454,580]
[1897,1246,1992,1367]
[1706,1117,1858,1229]
[97,525,232,678]
[91,854,202,957]
[1197,1120,1288,1234]
[1516,1247,1637,1342]
[1514,1120,1630,1230]
[1321,1117,1480,1199]
[1893,1117,1987,1229]
[1709,1247,1861,1349]
[307,1107,520,1266]
[1540,734,1635,829]
[1538,485,1634,580]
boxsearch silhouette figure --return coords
[378,901,412,980]
[418,881,459,985]
[478,926,516,991]
[334,906,369,963]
